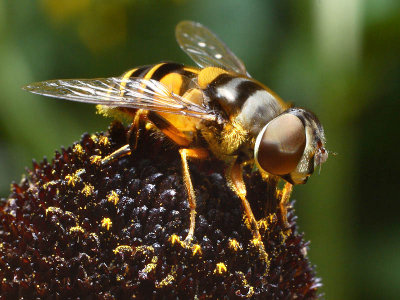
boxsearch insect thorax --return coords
[203,71,285,137]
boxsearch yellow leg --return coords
[226,161,260,239]
[179,148,209,246]
[226,161,269,267]
[128,109,147,151]
[279,182,293,229]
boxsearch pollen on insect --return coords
[101,217,112,230]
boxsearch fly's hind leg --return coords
[101,109,147,165]
[146,111,207,247]
[179,148,209,246]
[226,160,270,269]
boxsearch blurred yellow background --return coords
[1,1,399,299]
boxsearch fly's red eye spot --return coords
[256,114,306,175]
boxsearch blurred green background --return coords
[1,0,399,298]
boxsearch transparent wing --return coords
[176,20,248,76]
[23,77,216,121]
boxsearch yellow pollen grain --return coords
[65,174,77,187]
[113,245,133,254]
[69,226,85,233]
[243,215,252,231]
[73,144,84,155]
[65,169,85,187]
[191,244,202,256]
[135,245,154,256]
[116,274,124,282]
[258,219,268,230]
[280,229,292,244]
[101,217,112,230]
[107,190,120,205]
[251,238,261,247]
[142,263,156,274]
[169,234,181,245]
[65,210,78,221]
[155,265,177,288]
[236,271,255,297]
[228,239,242,251]
[45,206,63,216]
[141,256,158,274]
[81,183,94,197]
[269,213,277,224]
[90,155,102,165]
[98,136,110,146]
[214,262,227,274]
[145,122,155,130]
[90,134,99,143]
[42,180,57,189]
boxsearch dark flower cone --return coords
[0,121,321,299]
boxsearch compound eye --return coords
[256,114,306,175]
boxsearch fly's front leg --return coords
[226,160,269,267]
[128,109,148,151]
[179,148,209,246]
[101,109,146,165]
[279,182,293,229]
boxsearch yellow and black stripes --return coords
[121,62,200,97]
[147,111,191,147]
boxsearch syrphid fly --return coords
[23,21,328,258]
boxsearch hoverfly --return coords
[23,21,328,253]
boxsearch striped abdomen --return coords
[123,62,200,97]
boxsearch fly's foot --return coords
[101,144,131,165]
[169,234,202,256]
